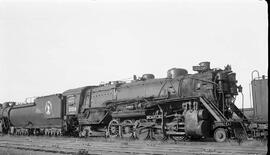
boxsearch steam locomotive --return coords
[0,62,265,142]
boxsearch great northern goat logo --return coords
[45,101,52,115]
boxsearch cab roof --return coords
[63,86,96,96]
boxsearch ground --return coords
[0,135,267,155]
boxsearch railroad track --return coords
[0,136,267,155]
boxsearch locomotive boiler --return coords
[0,62,254,142]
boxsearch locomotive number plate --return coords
[68,106,77,113]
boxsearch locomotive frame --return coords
[0,62,268,142]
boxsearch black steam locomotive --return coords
[0,62,265,142]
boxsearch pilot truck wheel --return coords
[214,128,227,142]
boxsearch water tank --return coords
[251,75,268,122]
[142,74,155,80]
[167,68,188,78]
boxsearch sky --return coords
[0,0,268,108]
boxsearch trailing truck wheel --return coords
[108,119,120,138]
[214,128,227,142]
[121,120,134,138]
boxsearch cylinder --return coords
[167,68,188,78]
[184,110,210,137]
[197,109,209,120]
